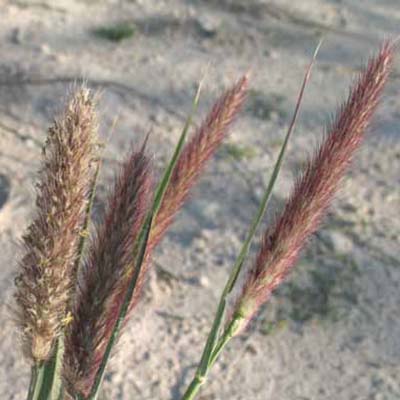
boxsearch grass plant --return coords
[92,22,136,42]
[11,40,395,400]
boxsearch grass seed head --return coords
[14,86,99,362]
[64,145,153,397]
[231,42,394,331]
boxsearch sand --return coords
[0,1,399,399]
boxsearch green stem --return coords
[26,364,44,400]
[86,81,203,400]
[208,316,243,368]
[26,338,64,400]
[180,375,205,400]
[87,214,153,400]
[180,317,242,400]
[40,337,64,400]
[180,43,320,400]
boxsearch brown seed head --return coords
[64,146,153,397]
[14,86,99,362]
[64,75,248,396]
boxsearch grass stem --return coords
[86,81,203,400]
[180,42,319,400]
[27,364,43,400]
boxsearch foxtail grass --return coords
[180,40,321,400]
[126,75,249,316]
[63,145,153,396]
[181,41,395,400]
[14,86,99,363]
[149,75,248,249]
[12,40,396,400]
[231,41,394,332]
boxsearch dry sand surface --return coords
[0,1,399,399]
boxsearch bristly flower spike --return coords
[148,74,249,251]
[64,143,153,397]
[230,41,395,332]
[125,75,249,317]
[64,75,248,397]
[14,86,99,362]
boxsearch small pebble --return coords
[198,275,210,288]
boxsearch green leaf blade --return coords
[87,81,203,400]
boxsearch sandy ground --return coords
[0,1,399,399]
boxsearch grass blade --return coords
[181,41,320,400]
[225,39,321,295]
[87,81,203,400]
[153,81,203,217]
[26,337,64,400]
[37,338,64,400]
[27,364,44,400]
